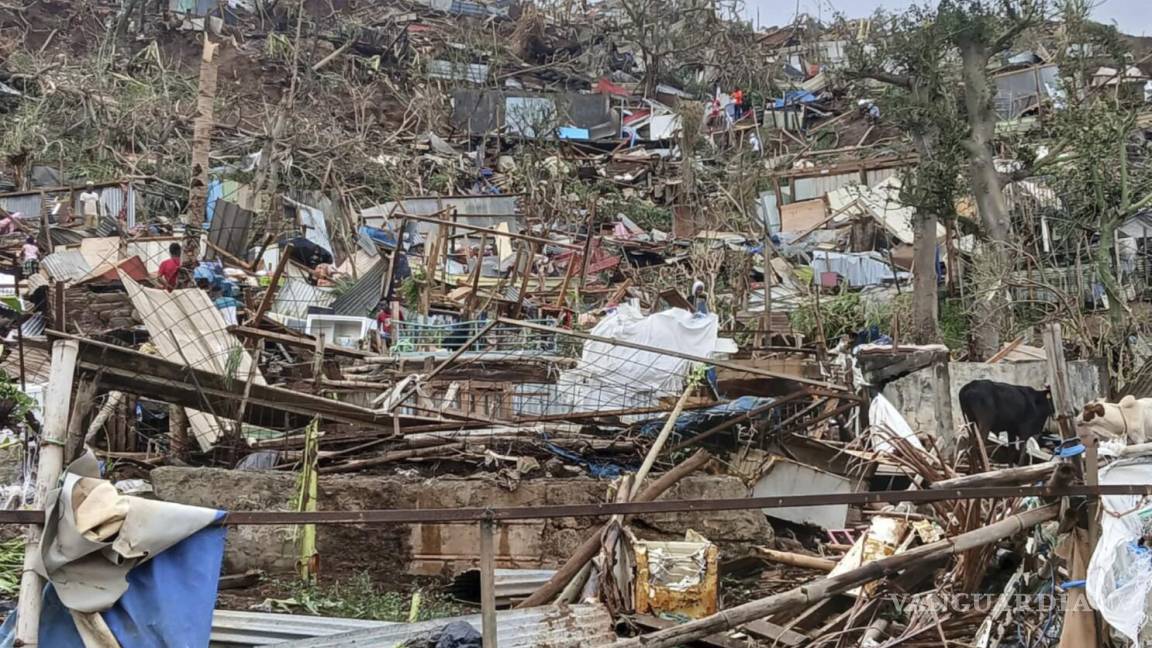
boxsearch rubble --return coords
[1,0,1152,645]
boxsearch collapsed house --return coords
[1,0,1152,646]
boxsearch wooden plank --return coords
[49,331,451,430]
[480,519,498,647]
[630,615,745,648]
[741,619,810,647]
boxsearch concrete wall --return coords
[150,468,772,577]
[882,359,1107,435]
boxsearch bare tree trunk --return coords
[1094,214,1128,329]
[911,210,939,344]
[185,36,219,265]
[959,41,1012,359]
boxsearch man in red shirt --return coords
[158,242,182,290]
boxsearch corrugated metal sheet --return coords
[0,194,42,218]
[0,183,137,227]
[427,60,489,83]
[329,257,385,317]
[41,251,93,282]
[126,238,183,273]
[210,610,390,646]
[73,184,137,229]
[20,313,45,337]
[275,603,616,648]
[361,195,523,241]
[0,344,52,385]
[207,200,255,261]
[273,277,336,320]
[448,569,557,606]
[48,226,87,247]
[792,173,861,201]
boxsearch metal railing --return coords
[391,319,559,355]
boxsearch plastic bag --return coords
[1086,459,1152,643]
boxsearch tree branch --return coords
[844,68,913,90]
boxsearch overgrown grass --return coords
[259,572,465,622]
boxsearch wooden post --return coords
[465,234,489,317]
[15,339,80,645]
[629,381,696,499]
[762,214,774,349]
[932,352,955,462]
[312,333,326,394]
[480,518,498,648]
[512,243,536,319]
[577,201,597,297]
[1044,323,1096,543]
[382,215,408,304]
[249,243,293,326]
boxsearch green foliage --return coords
[0,374,36,421]
[399,270,425,311]
[938,298,971,351]
[260,572,464,622]
[602,196,673,231]
[789,292,893,342]
[0,537,23,596]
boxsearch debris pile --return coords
[1,0,1152,646]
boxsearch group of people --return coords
[157,243,241,326]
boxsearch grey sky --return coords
[741,0,1151,36]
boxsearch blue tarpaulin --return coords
[772,92,818,109]
[544,443,627,478]
[360,225,398,249]
[0,511,227,648]
[635,396,777,438]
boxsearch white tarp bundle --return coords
[1086,458,1152,644]
[868,394,925,453]
[556,305,718,413]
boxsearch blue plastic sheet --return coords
[360,225,398,250]
[635,395,777,438]
[544,443,626,478]
[0,511,227,648]
[772,91,818,109]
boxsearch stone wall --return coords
[150,468,773,577]
[882,359,1107,435]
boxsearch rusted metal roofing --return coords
[206,200,255,262]
[274,603,616,647]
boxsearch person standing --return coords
[21,237,38,277]
[78,182,102,230]
[157,242,182,290]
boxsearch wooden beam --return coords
[249,243,293,326]
[47,331,453,430]
[480,519,498,647]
